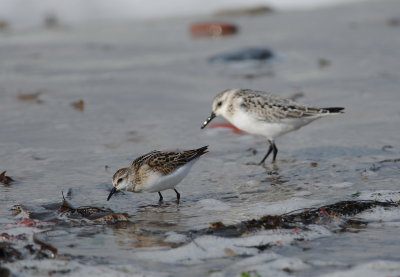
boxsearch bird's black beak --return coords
[201,112,216,129]
[107,187,117,201]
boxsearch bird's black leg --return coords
[158,192,163,202]
[258,140,274,165]
[174,189,181,202]
[272,141,278,163]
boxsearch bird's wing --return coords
[238,90,327,121]
[133,146,208,176]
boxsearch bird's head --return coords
[107,167,130,201]
[201,89,236,129]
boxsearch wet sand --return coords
[1,0,400,276]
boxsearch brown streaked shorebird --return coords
[107,146,208,202]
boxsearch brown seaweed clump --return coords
[58,196,129,224]
[199,200,398,237]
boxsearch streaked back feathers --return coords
[130,146,208,176]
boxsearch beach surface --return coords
[1,0,400,276]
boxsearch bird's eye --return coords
[217,101,222,107]
[117,178,123,183]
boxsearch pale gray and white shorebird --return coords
[107,146,208,202]
[201,89,344,164]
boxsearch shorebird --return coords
[201,88,343,164]
[107,146,208,202]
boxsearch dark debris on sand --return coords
[0,242,22,262]
[70,99,84,112]
[2,195,131,264]
[213,6,273,17]
[0,171,14,185]
[11,192,129,224]
[58,195,129,223]
[16,91,43,102]
[194,200,398,237]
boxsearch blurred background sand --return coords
[1,0,400,276]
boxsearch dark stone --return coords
[209,48,274,62]
[0,267,11,277]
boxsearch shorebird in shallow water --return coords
[107,146,208,202]
[201,88,344,164]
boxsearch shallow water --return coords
[1,0,400,276]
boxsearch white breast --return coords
[228,109,321,140]
[135,159,197,193]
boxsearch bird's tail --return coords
[195,146,209,156]
[186,146,209,161]
[322,107,344,113]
